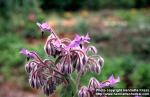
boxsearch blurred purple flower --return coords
[75,34,90,43]
[37,22,52,32]
[100,75,120,88]
[67,34,90,49]
[20,48,34,58]
[108,74,120,85]
[135,95,140,97]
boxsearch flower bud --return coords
[87,46,97,54]
[78,86,91,97]
[43,82,56,96]
[90,63,101,74]
[25,62,37,73]
[98,57,104,68]
[61,56,73,74]
[88,77,100,89]
[61,64,73,74]
[29,76,44,89]
[76,59,83,72]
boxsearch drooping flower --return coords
[98,57,104,68]
[29,76,45,89]
[37,22,52,32]
[20,48,34,58]
[43,81,56,96]
[78,86,91,97]
[88,77,100,89]
[25,61,37,73]
[90,63,101,74]
[60,56,73,74]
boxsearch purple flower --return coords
[78,86,91,97]
[75,34,90,43]
[108,74,120,85]
[135,95,140,97]
[88,77,100,89]
[20,48,34,58]
[100,75,120,88]
[67,34,90,49]
[37,22,52,32]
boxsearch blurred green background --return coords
[0,0,150,97]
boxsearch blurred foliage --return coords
[75,19,89,34]
[0,34,45,79]
[130,63,150,89]
[41,0,150,11]
[0,0,44,38]
[0,34,26,77]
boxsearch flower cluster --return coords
[20,22,119,97]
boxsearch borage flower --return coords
[67,34,90,49]
[21,22,120,97]
[100,74,120,88]
[37,22,52,32]
[20,48,34,59]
